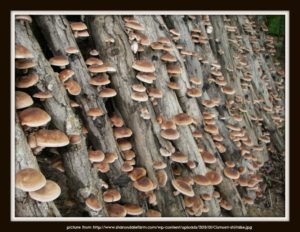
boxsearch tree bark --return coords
[15,118,61,217]
[15,20,107,217]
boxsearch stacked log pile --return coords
[14,14,285,217]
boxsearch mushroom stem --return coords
[173,190,180,196]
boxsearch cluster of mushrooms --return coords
[15,14,284,217]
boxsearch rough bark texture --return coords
[15,118,61,217]
[14,14,285,217]
[15,20,107,217]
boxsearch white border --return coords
[11,11,289,222]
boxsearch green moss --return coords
[266,16,285,62]
[266,15,285,36]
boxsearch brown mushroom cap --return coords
[132,60,155,73]
[153,161,167,170]
[87,107,104,118]
[223,167,240,180]
[70,22,87,31]
[77,30,90,37]
[122,150,136,160]
[131,91,148,102]
[110,113,124,127]
[88,64,116,73]
[204,125,219,135]
[155,170,168,187]
[201,99,216,108]
[147,87,163,98]
[85,57,103,66]
[215,142,227,153]
[167,81,180,90]
[157,37,171,44]
[183,196,195,208]
[242,196,254,205]
[88,75,111,87]
[172,179,195,197]
[49,56,69,67]
[150,41,164,50]
[163,44,174,52]
[117,139,132,151]
[88,150,105,163]
[160,129,180,140]
[15,44,33,59]
[15,168,46,192]
[222,86,236,95]
[85,195,103,211]
[18,107,51,127]
[159,148,172,157]
[225,160,235,168]
[15,15,32,22]
[204,118,216,125]
[192,130,202,138]
[59,69,74,82]
[189,76,202,85]
[201,151,217,164]
[124,203,144,216]
[106,203,127,217]
[187,88,202,97]
[219,198,233,210]
[205,171,223,185]
[15,59,36,69]
[136,72,156,84]
[167,64,182,74]
[70,100,80,108]
[33,91,53,99]
[161,52,177,62]
[173,113,193,126]
[16,91,34,109]
[30,129,70,147]
[103,189,121,202]
[133,176,155,192]
[51,160,65,172]
[145,209,161,217]
[104,152,118,163]
[203,111,217,120]
[193,175,211,186]
[186,160,197,169]
[134,31,150,46]
[65,46,79,54]
[201,193,212,201]
[64,80,81,95]
[171,151,188,163]
[125,21,145,31]
[69,134,81,145]
[29,180,61,202]
[226,123,241,131]
[94,161,110,173]
[121,162,134,172]
[213,134,224,142]
[170,28,180,36]
[99,88,117,98]
[213,191,221,199]
[177,176,194,186]
[128,167,147,181]
[132,83,146,93]
[113,127,133,139]
[16,73,39,88]
[161,120,176,130]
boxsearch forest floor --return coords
[247,151,285,217]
